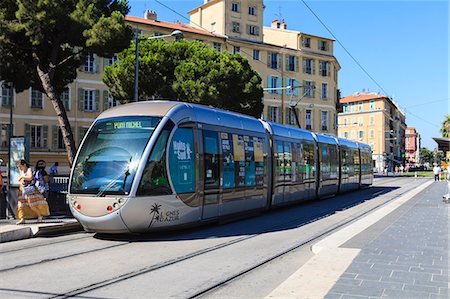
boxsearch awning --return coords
[433,137,450,152]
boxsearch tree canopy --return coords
[440,114,450,138]
[103,39,264,118]
[0,0,133,165]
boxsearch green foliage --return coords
[0,0,132,94]
[103,39,264,118]
[440,114,450,138]
[419,147,434,164]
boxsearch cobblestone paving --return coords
[326,181,449,299]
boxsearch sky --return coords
[127,0,449,149]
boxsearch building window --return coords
[304,81,315,98]
[370,99,375,110]
[213,42,221,52]
[253,49,260,60]
[286,78,297,96]
[248,6,256,15]
[60,87,70,111]
[370,130,374,139]
[31,88,43,108]
[287,56,297,72]
[321,111,328,131]
[84,90,95,112]
[350,102,355,112]
[344,131,348,138]
[358,130,364,140]
[269,106,279,122]
[287,108,298,126]
[108,54,118,66]
[54,126,65,150]
[269,52,279,69]
[211,22,216,32]
[108,94,120,109]
[343,118,348,126]
[351,130,356,139]
[30,125,44,148]
[318,40,329,51]
[319,61,329,77]
[302,37,311,48]
[232,21,240,33]
[358,117,363,126]
[305,110,313,130]
[370,116,375,125]
[321,83,328,100]
[0,124,13,148]
[231,2,240,12]
[233,46,241,54]
[351,117,356,125]
[303,58,314,74]
[1,82,14,107]
[84,52,95,73]
[268,76,280,94]
[247,25,259,36]
[343,104,349,113]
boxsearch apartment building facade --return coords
[405,126,420,165]
[337,92,407,172]
[1,0,340,171]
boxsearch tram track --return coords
[37,178,422,298]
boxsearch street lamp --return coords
[134,30,184,102]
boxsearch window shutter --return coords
[52,125,58,149]
[319,61,323,75]
[94,54,100,73]
[103,90,109,111]
[94,90,100,111]
[312,60,316,75]
[267,76,272,91]
[277,54,281,70]
[25,124,30,141]
[294,80,299,96]
[285,56,289,72]
[103,58,109,70]
[312,82,316,98]
[78,88,84,111]
[327,62,331,77]
[285,78,290,95]
[277,77,282,94]
[267,52,271,67]
[43,125,48,148]
[302,58,306,73]
[295,57,299,72]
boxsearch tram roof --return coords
[97,100,266,133]
[336,137,359,149]
[314,133,338,145]
[264,121,315,141]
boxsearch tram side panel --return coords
[316,137,339,198]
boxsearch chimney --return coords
[281,20,287,29]
[144,10,157,21]
[271,19,280,29]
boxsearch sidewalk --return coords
[268,179,449,298]
[0,217,82,243]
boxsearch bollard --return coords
[414,171,417,178]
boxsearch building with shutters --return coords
[337,92,407,172]
[0,0,340,172]
[405,127,420,165]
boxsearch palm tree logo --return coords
[148,203,162,228]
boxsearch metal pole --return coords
[134,34,139,102]
[6,87,13,218]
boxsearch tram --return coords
[68,101,373,233]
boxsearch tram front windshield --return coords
[70,116,161,195]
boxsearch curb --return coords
[0,221,83,243]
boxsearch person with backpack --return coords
[34,160,50,199]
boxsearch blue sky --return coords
[128,0,449,149]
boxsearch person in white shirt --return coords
[433,165,441,182]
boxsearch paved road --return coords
[0,177,445,298]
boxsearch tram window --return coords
[137,121,174,196]
[291,142,302,183]
[70,116,161,195]
[204,131,220,188]
[244,136,256,187]
[221,133,235,189]
[233,134,246,187]
[320,145,331,180]
[329,146,338,179]
[303,142,315,180]
[276,141,284,183]
[168,128,195,194]
[254,137,264,186]
[284,142,292,182]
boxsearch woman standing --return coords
[16,159,50,224]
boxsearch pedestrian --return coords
[447,164,450,180]
[15,159,50,224]
[433,164,441,182]
[399,164,404,174]
[394,165,399,176]
[49,162,58,175]
[34,160,50,199]
[383,165,388,176]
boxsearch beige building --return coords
[1,0,340,172]
[337,92,407,172]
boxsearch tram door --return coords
[202,130,220,219]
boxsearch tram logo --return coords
[148,203,180,228]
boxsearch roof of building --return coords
[125,16,219,37]
[339,92,387,103]
[433,137,450,152]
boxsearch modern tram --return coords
[68,101,373,233]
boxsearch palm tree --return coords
[441,115,450,138]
